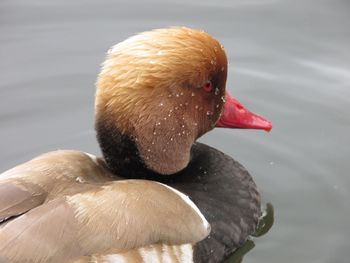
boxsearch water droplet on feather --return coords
[76,177,85,183]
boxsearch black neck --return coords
[95,119,180,181]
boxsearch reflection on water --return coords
[1,0,350,262]
[226,241,255,263]
[225,203,275,263]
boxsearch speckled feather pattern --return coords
[95,27,227,175]
[168,143,261,263]
[96,121,261,262]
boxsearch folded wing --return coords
[0,180,210,263]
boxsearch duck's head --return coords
[95,27,272,176]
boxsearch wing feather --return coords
[0,180,209,263]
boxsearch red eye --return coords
[202,81,213,92]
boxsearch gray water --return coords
[1,0,349,262]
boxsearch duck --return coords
[0,27,272,263]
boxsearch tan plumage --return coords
[0,150,112,223]
[0,151,209,263]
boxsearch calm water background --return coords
[1,0,349,262]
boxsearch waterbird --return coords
[0,27,272,263]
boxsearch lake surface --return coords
[1,0,349,262]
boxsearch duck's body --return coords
[0,27,271,263]
[0,150,210,263]
[0,144,259,263]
